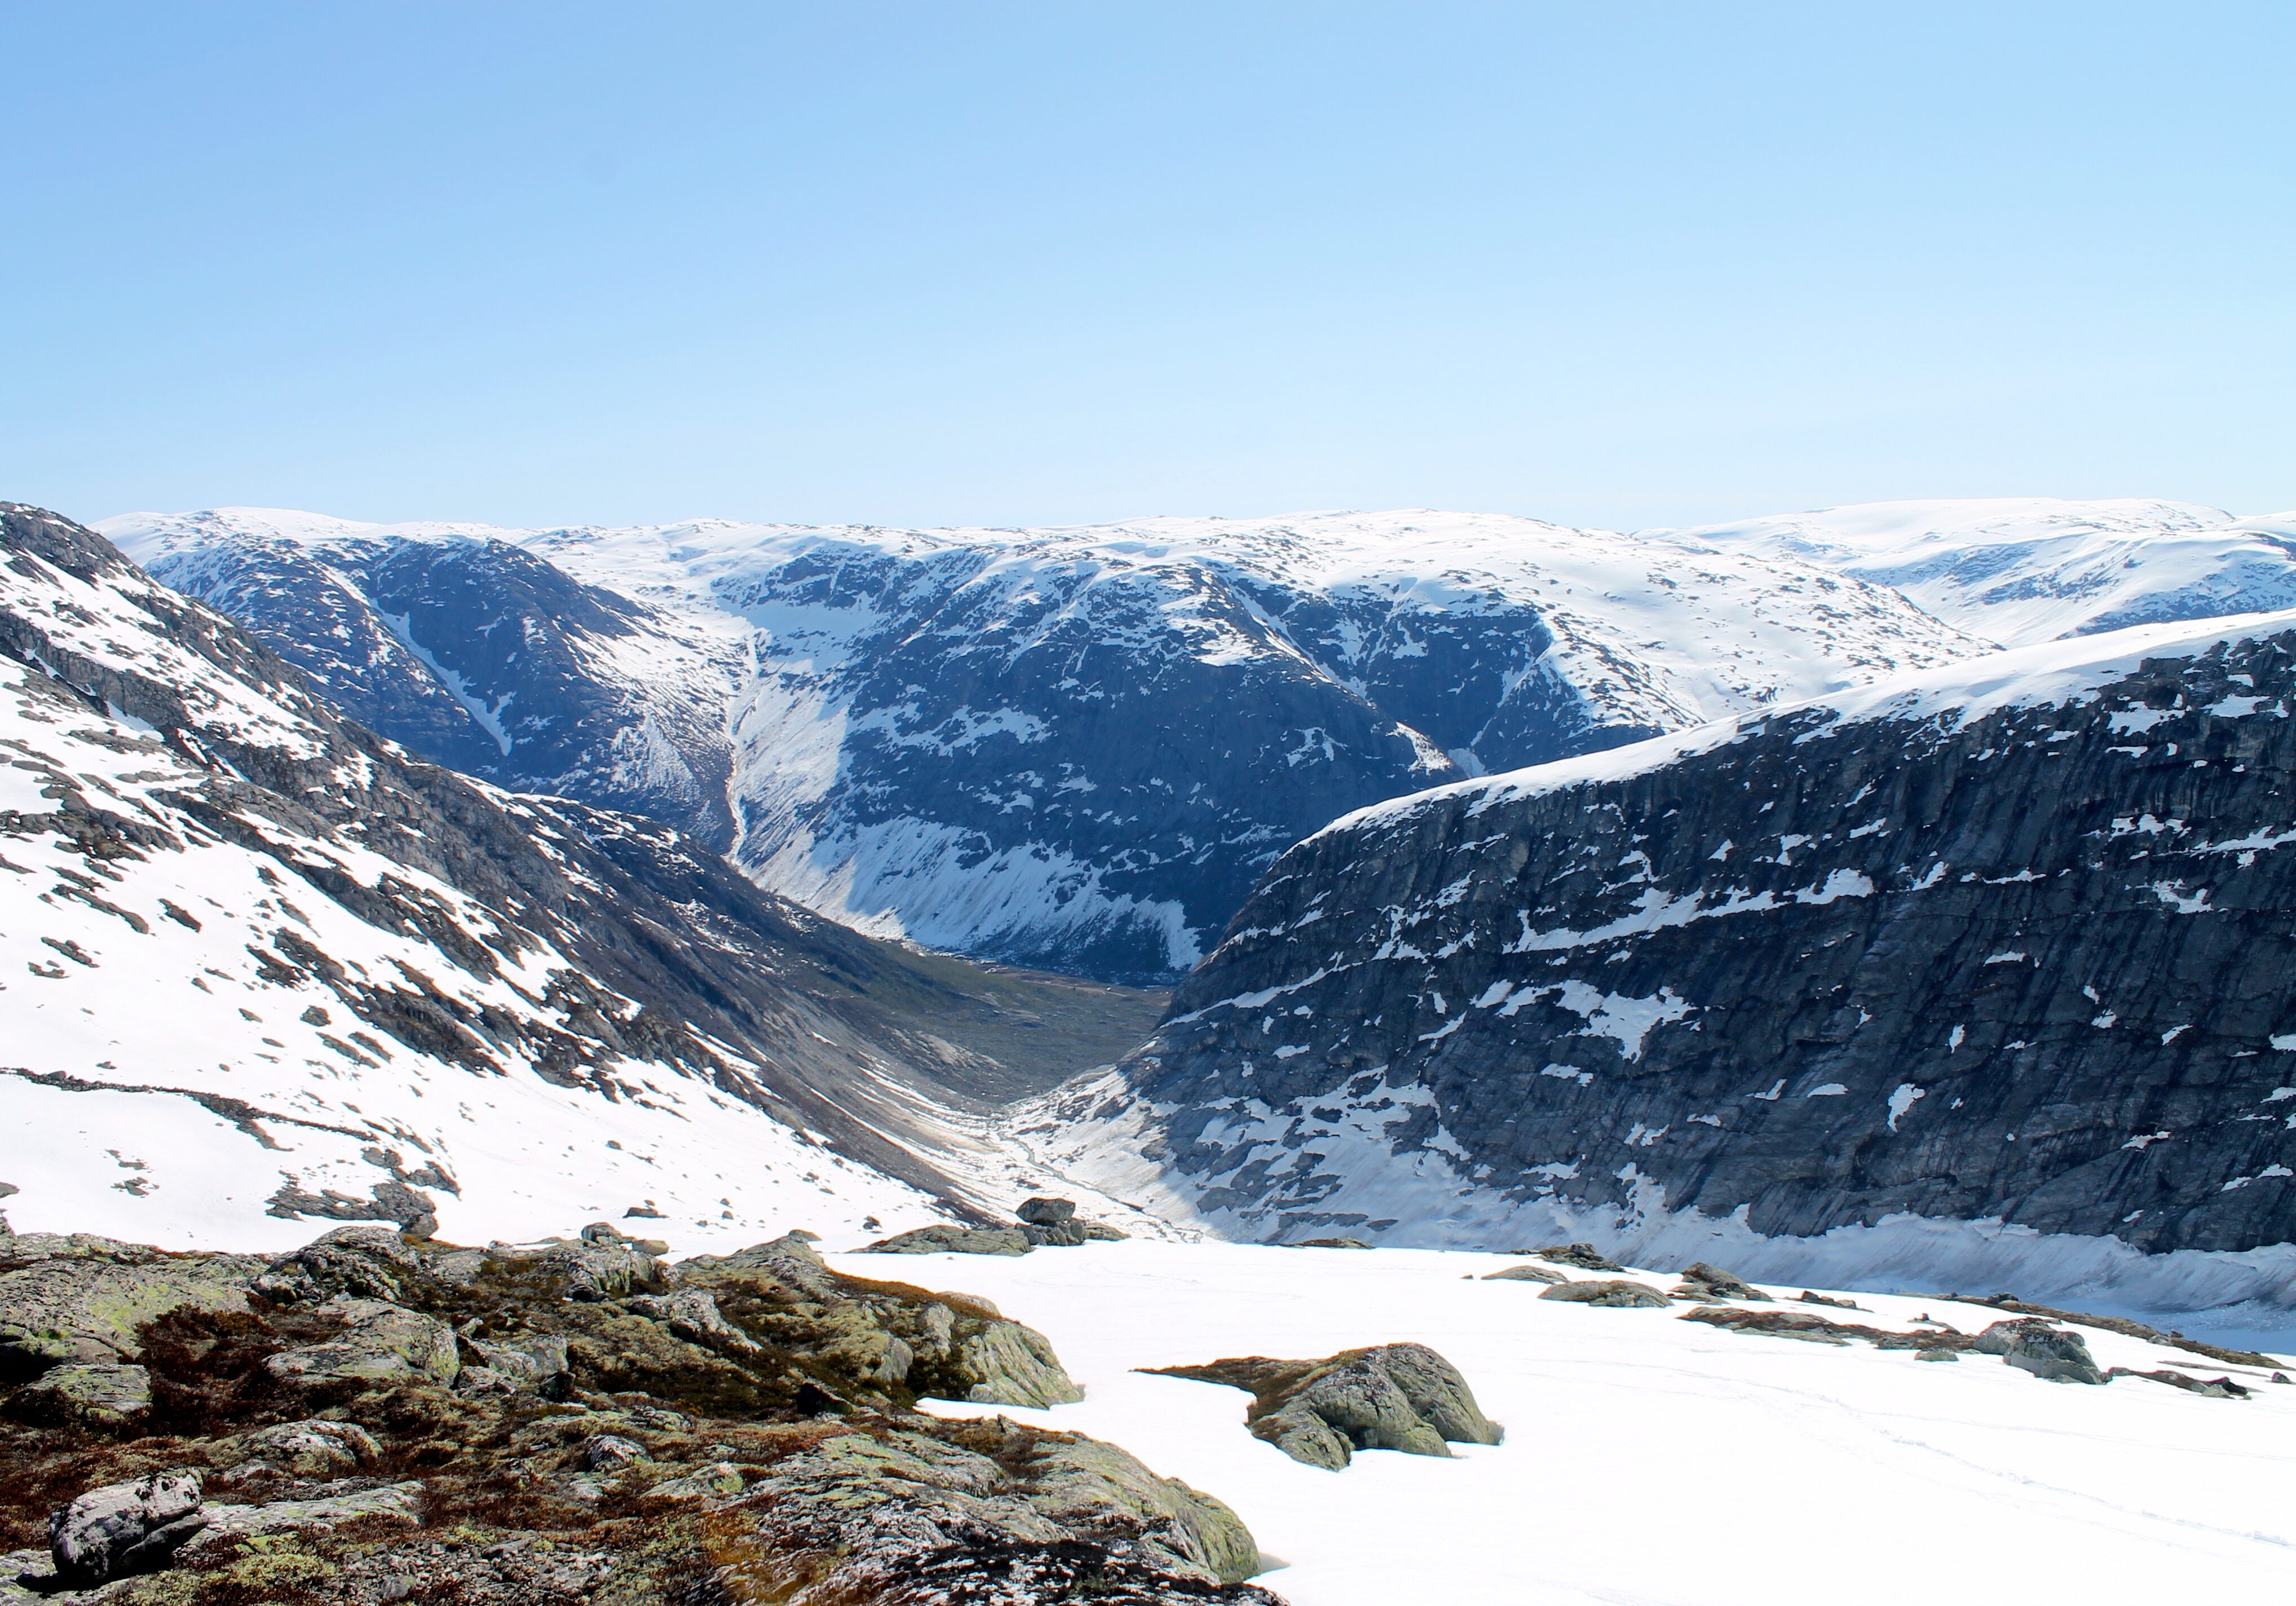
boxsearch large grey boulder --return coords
[6,1363,151,1431]
[264,1297,460,1388]
[251,1224,427,1305]
[48,1470,205,1586]
[957,1321,1084,1408]
[1150,1343,1501,1471]
[628,1290,760,1351]
[863,1224,1034,1257]
[213,1419,381,1479]
[1539,1279,1672,1309]
[1979,1322,2108,1385]
[1017,1197,1077,1225]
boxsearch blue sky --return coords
[3,3,2289,531]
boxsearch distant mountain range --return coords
[111,504,2009,979]
[24,492,2296,1331]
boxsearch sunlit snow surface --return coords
[844,1239,2296,1606]
[1682,496,2296,645]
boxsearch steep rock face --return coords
[112,507,1977,981]
[1,504,1163,1250]
[1018,612,2296,1316]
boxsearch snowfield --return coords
[852,1239,2296,1606]
[1683,496,2296,645]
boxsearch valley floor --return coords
[847,1239,2296,1606]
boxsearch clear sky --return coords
[3,3,2290,532]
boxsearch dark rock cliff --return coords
[1044,621,2296,1302]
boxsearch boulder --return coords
[214,1419,380,1478]
[467,1331,570,1395]
[1538,1279,1672,1309]
[1147,1343,1500,1471]
[957,1320,1084,1408]
[537,1236,667,1300]
[264,1298,460,1388]
[717,1424,1278,1598]
[187,1482,424,1546]
[0,1251,261,1366]
[48,1470,205,1586]
[1082,1220,1130,1241]
[1026,1436,1262,1583]
[679,1233,837,1297]
[1676,1263,1770,1301]
[1017,1197,1078,1225]
[251,1225,426,1305]
[863,1224,1034,1257]
[1481,1263,1565,1284]
[6,1362,151,1430]
[628,1290,760,1351]
[581,1433,649,1471]
[1986,1323,2107,1385]
[1022,1219,1090,1247]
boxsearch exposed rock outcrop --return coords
[0,1223,1271,1605]
[1147,1342,1499,1471]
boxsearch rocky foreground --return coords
[0,1216,1282,1606]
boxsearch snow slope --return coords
[1683,497,2296,646]
[844,1239,2296,1606]
[108,506,1980,978]
[1,504,1158,1255]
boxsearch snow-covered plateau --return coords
[884,1238,2296,1606]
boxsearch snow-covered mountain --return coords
[0,504,1163,1254]
[1013,607,2296,1329]
[108,507,1979,980]
[1683,497,2296,646]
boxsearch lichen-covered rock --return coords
[5,1363,151,1431]
[1481,1263,1565,1284]
[710,1421,1278,1600]
[187,1481,425,1545]
[1150,1342,1500,1471]
[0,1217,1272,1606]
[864,1224,1035,1257]
[263,1297,460,1388]
[1539,1278,1672,1308]
[213,1419,381,1477]
[1018,1197,1079,1225]
[250,1224,427,1305]
[627,1289,760,1351]
[0,1252,260,1365]
[47,1468,205,1586]
[959,1320,1084,1408]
